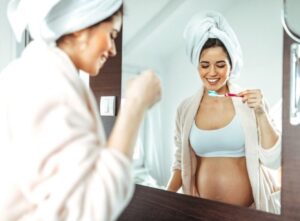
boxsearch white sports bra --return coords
[189,115,245,157]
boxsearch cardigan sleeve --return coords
[258,137,281,169]
[257,100,282,170]
[5,95,134,221]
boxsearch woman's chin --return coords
[205,82,227,91]
[95,63,105,75]
[92,70,100,76]
[205,84,219,91]
[92,65,103,76]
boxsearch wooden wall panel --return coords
[89,32,122,135]
[281,31,300,220]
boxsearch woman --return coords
[0,0,161,220]
[166,11,281,214]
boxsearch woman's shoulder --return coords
[1,44,86,106]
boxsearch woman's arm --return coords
[167,106,184,192]
[254,108,279,149]
[166,169,182,192]
[238,89,279,149]
[108,70,161,158]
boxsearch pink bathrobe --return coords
[0,41,134,221]
[171,83,281,214]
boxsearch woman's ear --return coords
[71,28,90,52]
[57,28,90,52]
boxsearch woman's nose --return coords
[207,66,217,76]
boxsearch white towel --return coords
[183,11,243,79]
[7,0,122,44]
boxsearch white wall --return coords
[225,0,283,106]
[0,0,20,72]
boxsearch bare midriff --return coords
[196,156,254,207]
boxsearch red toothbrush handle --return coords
[225,93,243,97]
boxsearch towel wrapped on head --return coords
[183,11,243,79]
[7,0,122,44]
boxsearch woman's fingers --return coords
[125,69,162,109]
[240,89,264,110]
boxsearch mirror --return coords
[282,0,300,125]
[122,0,282,214]
[282,0,300,42]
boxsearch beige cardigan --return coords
[0,41,134,221]
[172,83,281,214]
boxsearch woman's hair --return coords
[200,38,232,67]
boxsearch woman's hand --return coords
[125,69,161,110]
[108,70,161,158]
[238,89,279,149]
[238,89,265,115]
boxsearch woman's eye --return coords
[216,62,226,68]
[201,65,209,69]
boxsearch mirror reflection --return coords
[122,0,282,214]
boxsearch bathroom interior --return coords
[1,0,300,220]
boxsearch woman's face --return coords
[198,46,231,93]
[75,12,122,76]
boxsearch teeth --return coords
[207,79,218,83]
[100,57,106,64]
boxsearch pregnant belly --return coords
[196,157,254,207]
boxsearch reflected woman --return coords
[166,11,281,214]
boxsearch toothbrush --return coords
[208,90,242,97]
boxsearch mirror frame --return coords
[282,0,300,43]
[90,15,300,221]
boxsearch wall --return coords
[0,0,16,72]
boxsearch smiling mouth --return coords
[207,78,219,84]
